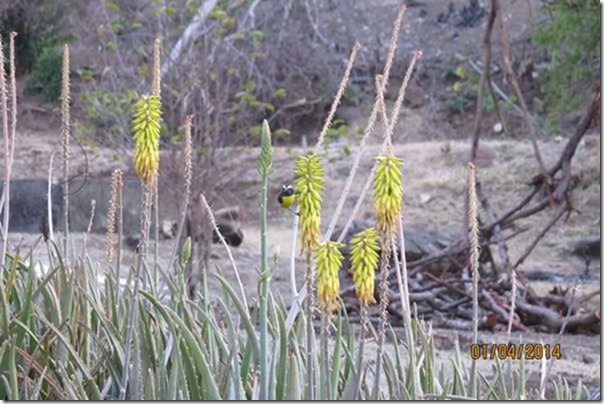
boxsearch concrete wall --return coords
[1,178,144,234]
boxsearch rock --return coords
[171,206,245,248]
[212,220,244,247]
[160,220,174,239]
[572,235,600,258]
[125,235,140,252]
[457,144,497,168]
[331,219,461,263]
[582,354,596,364]
[0,179,62,233]
[583,133,599,149]
[420,193,432,205]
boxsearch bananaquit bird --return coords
[278,184,298,215]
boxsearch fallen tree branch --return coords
[515,301,600,333]
[513,205,568,269]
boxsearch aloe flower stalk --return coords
[132,95,162,186]
[350,227,380,306]
[258,120,272,400]
[294,152,325,256]
[315,241,345,312]
[293,151,325,399]
[373,155,404,236]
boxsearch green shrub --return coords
[24,45,62,101]
[0,1,69,74]
[533,0,600,127]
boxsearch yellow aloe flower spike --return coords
[132,95,162,185]
[315,241,345,312]
[373,155,403,235]
[294,152,325,256]
[350,227,380,306]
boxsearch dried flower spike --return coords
[373,155,403,235]
[132,95,162,185]
[350,227,380,306]
[106,169,123,262]
[315,241,345,312]
[294,152,324,255]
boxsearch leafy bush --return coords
[80,88,140,146]
[24,46,62,101]
[0,0,69,74]
[533,0,600,127]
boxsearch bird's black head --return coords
[281,184,294,196]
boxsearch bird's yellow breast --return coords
[278,193,296,209]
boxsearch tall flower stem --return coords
[320,313,332,399]
[355,305,368,399]
[61,45,71,263]
[304,253,315,400]
[167,115,193,272]
[467,162,480,398]
[315,240,343,399]
[120,181,154,400]
[0,35,9,267]
[372,238,392,399]
[257,120,272,400]
[394,218,421,398]
[467,162,480,345]
[151,37,161,289]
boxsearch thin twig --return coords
[314,42,361,151]
[513,204,567,269]
[200,194,248,309]
[383,50,423,153]
[83,200,96,257]
[47,153,56,242]
[290,213,299,297]
[506,269,517,342]
[8,33,17,177]
[323,3,407,236]
[167,115,194,272]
